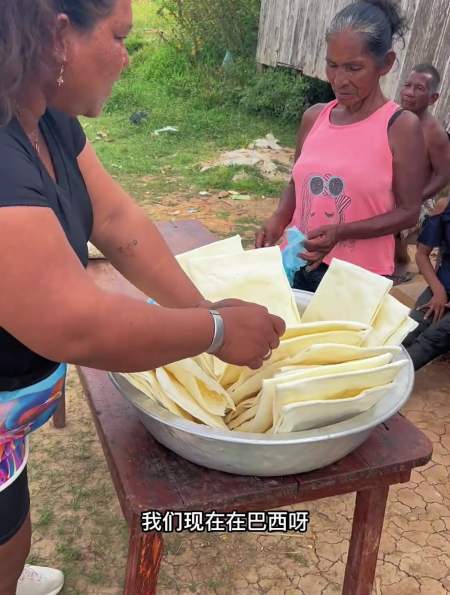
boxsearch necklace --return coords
[15,106,41,155]
[28,129,40,155]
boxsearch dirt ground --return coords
[138,190,279,247]
[27,202,450,594]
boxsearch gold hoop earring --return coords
[57,63,65,87]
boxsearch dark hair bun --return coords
[328,0,408,60]
[365,0,408,42]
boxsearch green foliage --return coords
[158,0,261,61]
[239,67,334,122]
[107,40,332,124]
[125,32,147,55]
[88,0,334,198]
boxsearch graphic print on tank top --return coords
[300,173,352,232]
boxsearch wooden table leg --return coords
[53,385,66,429]
[124,515,164,595]
[342,486,389,595]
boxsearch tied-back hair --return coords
[327,0,408,62]
[0,0,115,126]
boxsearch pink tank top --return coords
[291,100,399,275]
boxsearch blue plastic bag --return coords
[281,227,306,286]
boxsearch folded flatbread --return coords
[271,360,407,429]
[121,371,193,420]
[155,367,228,429]
[185,246,301,325]
[237,353,393,433]
[302,258,392,324]
[364,294,411,347]
[164,358,235,416]
[285,344,402,366]
[272,383,395,433]
[176,235,244,274]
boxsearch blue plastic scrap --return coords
[281,227,306,286]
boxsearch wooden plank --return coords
[357,414,432,471]
[124,515,163,595]
[342,486,390,595]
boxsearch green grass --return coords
[36,508,54,528]
[82,0,300,201]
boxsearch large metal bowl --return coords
[110,290,414,476]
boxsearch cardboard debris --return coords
[200,134,293,181]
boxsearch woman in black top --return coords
[0,1,285,593]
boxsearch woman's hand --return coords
[198,298,255,309]
[301,225,340,270]
[255,214,287,248]
[215,304,286,369]
[418,284,450,323]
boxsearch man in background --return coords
[395,64,450,272]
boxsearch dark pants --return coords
[0,467,30,544]
[403,287,450,370]
[293,264,329,293]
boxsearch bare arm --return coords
[79,142,205,308]
[416,242,449,322]
[416,243,443,294]
[415,198,450,322]
[0,208,284,372]
[255,104,325,247]
[423,124,450,200]
[339,111,426,239]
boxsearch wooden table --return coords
[77,220,433,595]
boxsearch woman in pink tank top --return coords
[256,0,427,292]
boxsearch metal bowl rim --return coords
[109,347,413,446]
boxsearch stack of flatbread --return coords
[119,238,417,434]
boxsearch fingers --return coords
[305,259,323,272]
[214,298,254,309]
[306,227,325,240]
[255,229,266,249]
[300,249,323,262]
[303,238,323,251]
[424,306,441,322]
[270,314,286,338]
[247,358,264,370]
[433,307,444,324]
[262,349,272,361]
[420,301,447,323]
[269,335,281,350]
[418,301,431,312]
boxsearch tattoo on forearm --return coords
[118,239,138,256]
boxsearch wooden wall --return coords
[257,0,450,128]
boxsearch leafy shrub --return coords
[158,0,261,61]
[239,67,334,122]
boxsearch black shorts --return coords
[0,467,30,545]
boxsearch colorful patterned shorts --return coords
[0,363,67,492]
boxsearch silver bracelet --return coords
[206,309,225,355]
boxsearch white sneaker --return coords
[16,565,64,595]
